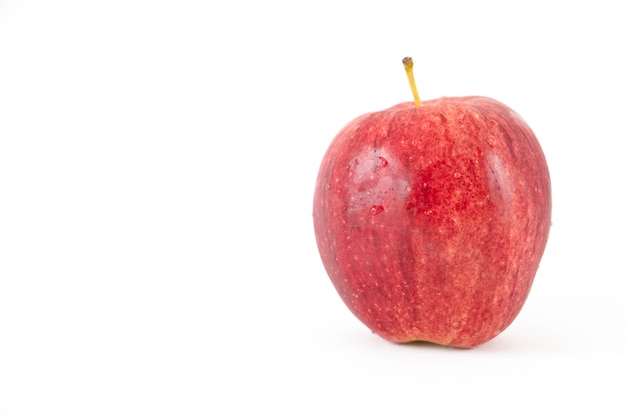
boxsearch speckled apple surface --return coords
[313,97,551,348]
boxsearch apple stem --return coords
[402,57,422,107]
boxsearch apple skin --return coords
[313,96,551,348]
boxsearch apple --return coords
[313,57,551,348]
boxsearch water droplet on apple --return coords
[379,156,388,167]
[370,205,384,215]
[453,172,461,179]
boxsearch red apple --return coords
[313,58,551,348]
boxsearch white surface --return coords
[0,1,625,416]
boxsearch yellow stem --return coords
[402,57,421,107]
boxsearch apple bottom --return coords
[321,212,538,349]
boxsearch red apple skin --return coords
[313,96,551,348]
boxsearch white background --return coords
[0,1,624,416]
